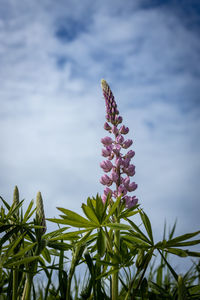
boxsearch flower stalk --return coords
[100,79,138,299]
[12,186,19,300]
[22,191,46,300]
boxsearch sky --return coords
[0,0,200,271]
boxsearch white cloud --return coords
[0,0,200,270]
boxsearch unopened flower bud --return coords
[13,185,19,208]
[36,191,46,235]
[112,125,118,135]
[117,116,123,124]
[120,125,129,134]
[116,135,124,144]
[104,122,111,131]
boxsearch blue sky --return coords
[0,0,200,270]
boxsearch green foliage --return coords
[0,188,200,299]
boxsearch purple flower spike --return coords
[100,79,138,206]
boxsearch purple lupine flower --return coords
[124,195,138,208]
[120,125,129,135]
[122,139,133,149]
[124,164,135,176]
[110,170,119,183]
[104,122,112,131]
[112,125,119,135]
[116,134,124,144]
[100,160,113,172]
[102,187,113,203]
[100,79,138,208]
[101,136,113,146]
[102,148,111,157]
[100,174,113,186]
[126,150,135,159]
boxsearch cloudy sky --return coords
[1,0,200,265]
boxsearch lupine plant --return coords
[0,80,200,299]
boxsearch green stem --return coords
[23,273,33,300]
[22,243,41,300]
[12,267,18,300]
[112,225,120,300]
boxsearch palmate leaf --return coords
[57,207,90,223]
[158,249,178,281]
[126,218,151,244]
[0,196,10,210]
[96,266,120,279]
[119,207,139,219]
[56,207,98,228]
[82,203,100,225]
[87,197,98,217]
[47,217,96,228]
[6,200,24,220]
[165,248,188,257]
[48,230,86,241]
[122,234,151,247]
[95,194,104,222]
[165,230,200,247]
[185,250,200,257]
[43,227,70,239]
[104,196,121,223]
[0,227,20,247]
[0,224,15,233]
[168,239,200,247]
[97,228,106,257]
[139,210,154,244]
[23,199,35,222]
[105,223,132,231]
[6,231,26,256]
[41,247,51,263]
[150,281,171,297]
[4,256,40,268]
[11,242,37,259]
[47,241,72,251]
